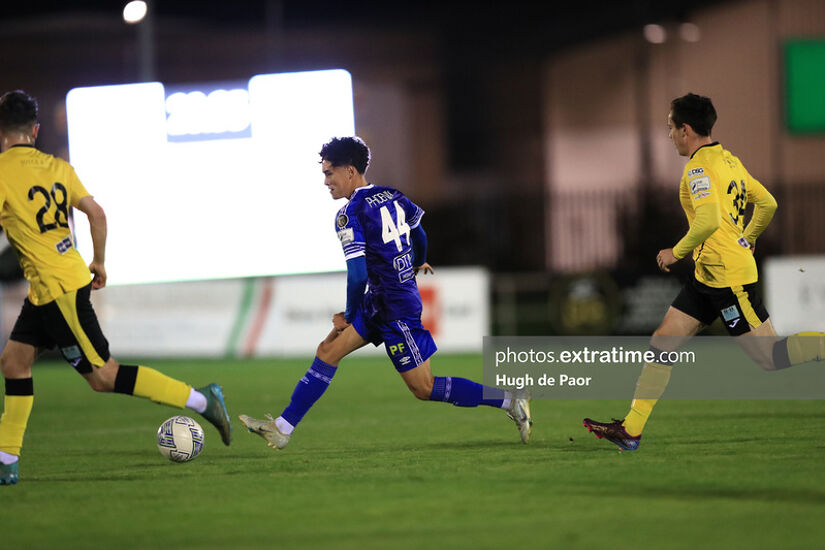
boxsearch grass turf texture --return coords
[3,355,825,549]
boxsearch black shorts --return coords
[9,283,110,374]
[671,272,770,336]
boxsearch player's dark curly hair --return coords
[670,93,717,137]
[0,90,38,133]
[319,136,370,174]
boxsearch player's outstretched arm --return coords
[414,262,434,276]
[76,196,108,289]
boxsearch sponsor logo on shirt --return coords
[337,228,354,245]
[693,192,711,200]
[687,167,705,177]
[56,236,73,254]
[689,176,711,195]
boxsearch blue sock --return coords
[281,357,338,427]
[429,376,505,408]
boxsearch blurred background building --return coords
[1,0,823,346]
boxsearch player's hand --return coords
[414,262,434,276]
[656,249,678,273]
[89,261,107,289]
[332,312,350,332]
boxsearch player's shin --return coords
[623,359,673,436]
[772,332,825,369]
[429,376,507,408]
[114,364,191,408]
[0,378,34,457]
[280,357,338,428]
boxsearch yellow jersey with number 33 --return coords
[679,142,772,288]
[0,145,92,305]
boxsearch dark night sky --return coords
[4,0,730,56]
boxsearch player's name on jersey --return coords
[364,190,394,207]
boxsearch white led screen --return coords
[65,69,355,285]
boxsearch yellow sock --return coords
[133,366,191,408]
[0,394,34,456]
[787,332,825,365]
[622,361,672,436]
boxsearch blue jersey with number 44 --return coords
[335,184,425,320]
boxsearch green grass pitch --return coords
[4,355,825,549]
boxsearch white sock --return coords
[275,416,294,435]
[186,388,207,414]
[0,450,19,465]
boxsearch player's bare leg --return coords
[399,360,434,400]
[403,359,532,443]
[584,307,702,450]
[78,357,232,445]
[0,341,36,485]
[736,318,779,370]
[240,324,368,450]
[737,318,825,371]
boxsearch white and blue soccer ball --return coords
[157,415,204,463]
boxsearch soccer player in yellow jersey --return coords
[583,93,825,451]
[0,90,232,485]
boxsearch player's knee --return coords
[316,340,333,362]
[0,353,28,378]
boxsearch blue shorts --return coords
[352,309,437,373]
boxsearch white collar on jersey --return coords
[348,184,374,200]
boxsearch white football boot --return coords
[238,413,291,450]
[506,398,532,444]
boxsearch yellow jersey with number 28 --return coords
[678,142,774,288]
[0,145,92,305]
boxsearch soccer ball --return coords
[156,415,204,462]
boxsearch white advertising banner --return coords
[764,255,825,334]
[64,267,490,358]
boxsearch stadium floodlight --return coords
[643,24,667,44]
[679,23,701,43]
[123,1,148,24]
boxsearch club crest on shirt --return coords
[336,214,349,229]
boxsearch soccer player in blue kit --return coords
[240,137,531,448]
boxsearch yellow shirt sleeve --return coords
[673,202,721,259]
[66,164,91,207]
[742,174,777,245]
